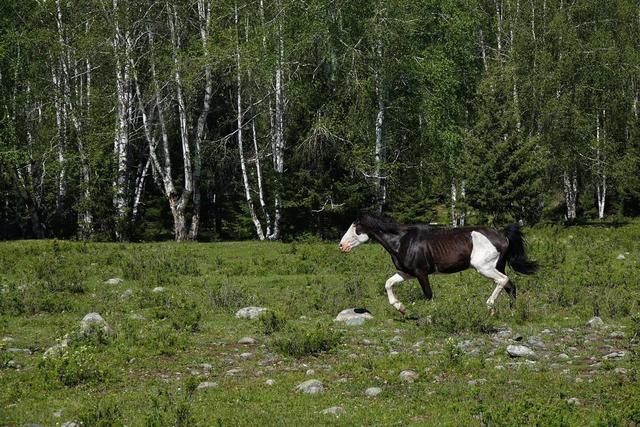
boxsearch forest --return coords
[1,0,639,241]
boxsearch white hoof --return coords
[393,302,406,315]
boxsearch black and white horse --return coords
[339,214,538,314]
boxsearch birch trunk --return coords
[268,0,285,240]
[169,4,192,241]
[112,0,131,240]
[563,170,578,221]
[374,8,386,214]
[595,110,606,219]
[235,4,265,240]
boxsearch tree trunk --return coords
[235,3,265,240]
[595,110,606,219]
[268,0,285,240]
[563,170,577,221]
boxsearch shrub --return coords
[272,323,341,358]
[40,346,105,387]
[259,310,288,335]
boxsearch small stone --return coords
[558,353,570,360]
[120,289,133,299]
[238,337,256,345]
[265,379,275,386]
[6,360,21,369]
[614,367,627,374]
[53,410,63,418]
[152,286,165,293]
[104,278,123,285]
[61,422,80,427]
[389,351,400,356]
[566,398,580,406]
[7,348,31,354]
[295,379,324,394]
[390,335,402,344]
[240,352,253,359]
[2,336,14,342]
[494,365,505,370]
[399,370,419,383]
[361,339,373,346]
[235,307,268,320]
[507,345,536,359]
[196,381,218,390]
[321,406,345,416]
[201,363,213,371]
[306,369,315,376]
[468,379,486,386]
[527,336,546,349]
[365,387,382,397]
[609,331,625,339]
[617,254,626,260]
[541,329,553,335]
[43,338,69,358]
[586,316,604,328]
[603,351,626,360]
[225,368,242,376]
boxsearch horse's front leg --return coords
[417,274,433,300]
[385,272,412,315]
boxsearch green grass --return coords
[1,223,640,425]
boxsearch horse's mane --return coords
[359,214,415,234]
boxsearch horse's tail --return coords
[503,225,538,275]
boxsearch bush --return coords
[272,323,341,358]
[259,311,288,335]
[40,346,105,387]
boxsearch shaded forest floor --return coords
[2,223,640,425]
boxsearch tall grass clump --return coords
[272,323,341,358]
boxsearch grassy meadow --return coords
[1,223,640,426]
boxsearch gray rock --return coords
[240,352,253,359]
[614,367,628,374]
[295,379,324,394]
[321,406,345,416]
[390,335,402,344]
[61,422,80,427]
[617,254,626,260]
[53,410,63,418]
[152,286,165,293]
[609,331,625,339]
[527,336,546,349]
[6,348,32,355]
[238,337,256,345]
[586,316,604,328]
[120,289,133,299]
[225,368,242,376]
[306,369,315,376]
[458,340,480,356]
[468,379,487,386]
[506,345,536,359]
[6,360,21,369]
[201,363,213,371]
[265,379,275,386]
[104,278,123,285]
[334,308,373,325]
[43,338,69,358]
[196,381,218,390]
[399,370,419,383]
[365,387,382,397]
[80,312,113,335]
[558,353,570,360]
[566,398,580,406]
[603,351,626,360]
[235,306,268,320]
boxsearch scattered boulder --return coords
[334,308,373,326]
[152,287,165,293]
[617,254,626,260]
[61,422,80,427]
[321,406,345,416]
[306,369,315,376]
[80,312,113,336]
[238,337,256,345]
[43,338,70,358]
[365,387,382,397]
[265,379,275,386]
[609,331,625,339]
[506,345,536,359]
[235,307,268,320]
[399,370,419,383]
[527,336,546,349]
[240,352,253,359]
[104,278,123,285]
[120,289,133,299]
[566,398,580,406]
[226,368,242,376]
[586,316,604,329]
[614,367,628,374]
[295,379,324,394]
[196,381,218,390]
[458,340,480,356]
[603,351,626,360]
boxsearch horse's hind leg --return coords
[477,267,510,310]
[497,264,517,305]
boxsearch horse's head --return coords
[339,218,370,252]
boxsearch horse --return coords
[338,214,538,315]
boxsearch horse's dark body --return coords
[339,214,538,313]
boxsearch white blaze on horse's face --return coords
[339,222,369,252]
